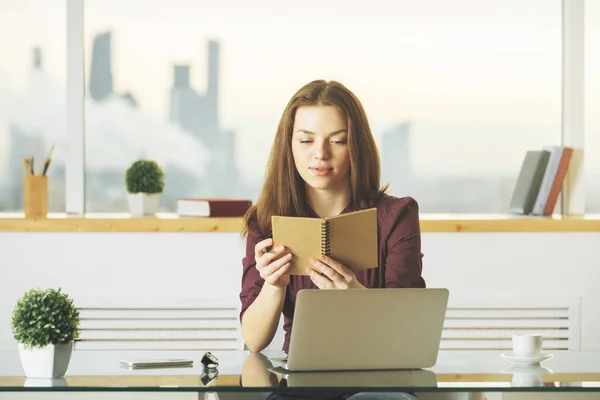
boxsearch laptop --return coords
[271,288,449,371]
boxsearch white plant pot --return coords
[18,342,73,379]
[126,192,162,216]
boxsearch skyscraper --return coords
[89,31,113,102]
[173,65,191,88]
[169,65,194,128]
[169,39,239,197]
[170,41,222,144]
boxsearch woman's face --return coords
[291,105,351,192]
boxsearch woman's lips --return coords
[309,167,332,176]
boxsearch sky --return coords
[0,0,599,183]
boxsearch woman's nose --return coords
[313,141,330,160]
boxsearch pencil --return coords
[41,144,55,176]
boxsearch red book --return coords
[543,147,574,216]
[176,198,252,217]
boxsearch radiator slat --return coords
[444,319,569,329]
[79,329,238,340]
[74,340,238,351]
[79,319,239,329]
[439,339,568,350]
[442,328,568,339]
[445,309,570,318]
[79,309,238,319]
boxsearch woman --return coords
[240,78,426,356]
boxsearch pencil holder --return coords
[24,175,48,218]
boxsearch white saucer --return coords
[500,352,553,365]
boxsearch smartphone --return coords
[119,358,193,369]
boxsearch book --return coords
[176,198,252,217]
[508,150,551,215]
[531,146,573,216]
[271,208,378,276]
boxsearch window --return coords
[0,0,66,212]
[85,0,562,213]
[586,0,600,213]
[82,0,562,213]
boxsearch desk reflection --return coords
[501,365,554,388]
[241,352,280,387]
[24,377,68,387]
[240,352,437,389]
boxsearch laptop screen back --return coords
[286,288,449,371]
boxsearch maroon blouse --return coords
[239,194,426,353]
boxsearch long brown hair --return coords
[242,79,387,238]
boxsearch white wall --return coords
[1,232,599,351]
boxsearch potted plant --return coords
[125,159,165,216]
[11,288,80,379]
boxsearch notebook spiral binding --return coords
[320,220,331,256]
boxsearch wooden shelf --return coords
[0,213,244,233]
[0,212,599,233]
[419,214,600,232]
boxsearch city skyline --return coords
[1,36,598,214]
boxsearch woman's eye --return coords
[300,140,313,144]
[331,140,347,144]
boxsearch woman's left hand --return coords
[307,256,365,290]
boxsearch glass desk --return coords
[1,349,600,398]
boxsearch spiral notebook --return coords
[271,208,378,276]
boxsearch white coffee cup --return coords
[512,333,543,357]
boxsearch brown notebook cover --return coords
[271,208,378,276]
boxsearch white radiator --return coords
[73,296,581,352]
[74,298,242,351]
[440,297,580,351]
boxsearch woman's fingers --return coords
[255,242,287,269]
[308,268,333,289]
[266,262,291,284]
[254,238,273,260]
[317,256,353,280]
[310,258,347,287]
[260,252,292,279]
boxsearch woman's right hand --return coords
[254,238,292,288]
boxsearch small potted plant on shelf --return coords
[125,159,165,216]
[11,288,80,379]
